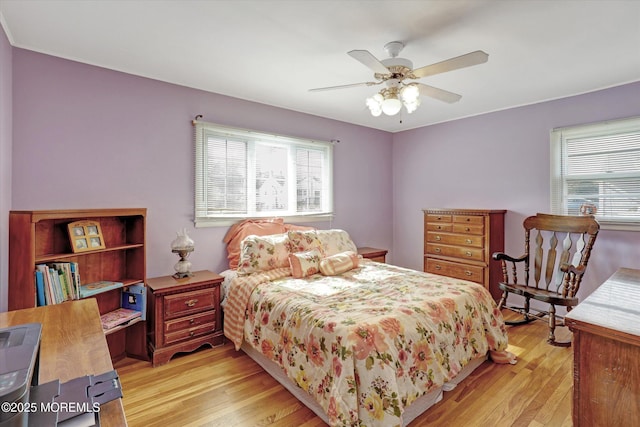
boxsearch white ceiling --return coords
[1,0,639,132]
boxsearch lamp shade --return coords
[381,97,402,116]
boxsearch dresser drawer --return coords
[164,288,217,318]
[426,222,453,232]
[426,243,485,262]
[164,322,216,346]
[453,215,485,225]
[425,258,485,284]
[452,223,484,235]
[426,232,484,248]
[426,214,452,223]
[164,310,216,334]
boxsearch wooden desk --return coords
[0,299,127,426]
[565,268,640,427]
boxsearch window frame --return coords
[194,120,334,227]
[550,115,640,231]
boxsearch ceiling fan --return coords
[309,41,488,117]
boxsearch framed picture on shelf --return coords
[68,220,106,253]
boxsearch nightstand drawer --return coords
[165,322,216,346]
[164,310,216,334]
[164,288,216,318]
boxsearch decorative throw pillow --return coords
[224,218,286,270]
[319,251,359,276]
[289,249,323,278]
[237,233,290,275]
[316,229,358,257]
[287,230,323,254]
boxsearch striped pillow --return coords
[319,251,359,276]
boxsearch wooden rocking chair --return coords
[492,213,599,346]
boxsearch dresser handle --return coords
[437,216,442,220]
[185,299,198,307]
[437,225,442,230]
[466,239,472,244]
[465,271,472,276]
[435,248,441,253]
[189,318,195,324]
[465,251,472,257]
[466,218,471,222]
[189,331,195,337]
[435,236,441,241]
[465,227,470,231]
[435,265,441,270]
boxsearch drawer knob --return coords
[437,216,442,220]
[437,225,442,230]
[466,218,471,222]
[435,235,441,241]
[465,227,470,232]
[465,251,472,257]
[185,299,198,307]
[189,318,195,324]
[465,271,472,276]
[435,247,441,253]
[466,239,472,244]
[189,331,195,337]
[435,265,441,270]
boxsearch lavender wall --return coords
[7,49,393,306]
[393,81,640,299]
[0,26,12,312]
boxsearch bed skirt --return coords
[240,341,487,426]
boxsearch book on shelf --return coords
[79,280,124,298]
[35,261,80,305]
[100,308,141,330]
[121,283,146,320]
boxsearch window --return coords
[194,120,333,226]
[551,116,640,230]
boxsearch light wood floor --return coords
[115,311,574,426]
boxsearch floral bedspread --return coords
[224,261,509,427]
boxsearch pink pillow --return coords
[284,223,315,232]
[224,218,285,269]
[289,249,323,278]
[319,251,359,276]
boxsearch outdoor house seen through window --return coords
[551,116,640,230]
[194,120,334,226]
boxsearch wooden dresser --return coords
[423,208,505,301]
[565,268,640,426]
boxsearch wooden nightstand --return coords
[147,270,224,366]
[357,247,388,263]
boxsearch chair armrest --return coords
[560,263,586,276]
[492,252,527,263]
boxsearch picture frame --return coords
[68,220,106,253]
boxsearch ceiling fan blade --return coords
[412,50,489,78]
[348,50,391,74]
[416,83,462,103]
[309,81,382,92]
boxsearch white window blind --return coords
[551,116,640,230]
[194,120,334,227]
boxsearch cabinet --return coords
[8,208,148,362]
[423,208,505,301]
[357,247,388,263]
[565,268,640,427]
[147,270,224,366]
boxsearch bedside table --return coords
[357,247,388,263]
[147,270,224,366]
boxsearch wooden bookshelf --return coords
[8,208,148,362]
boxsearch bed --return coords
[221,220,513,426]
